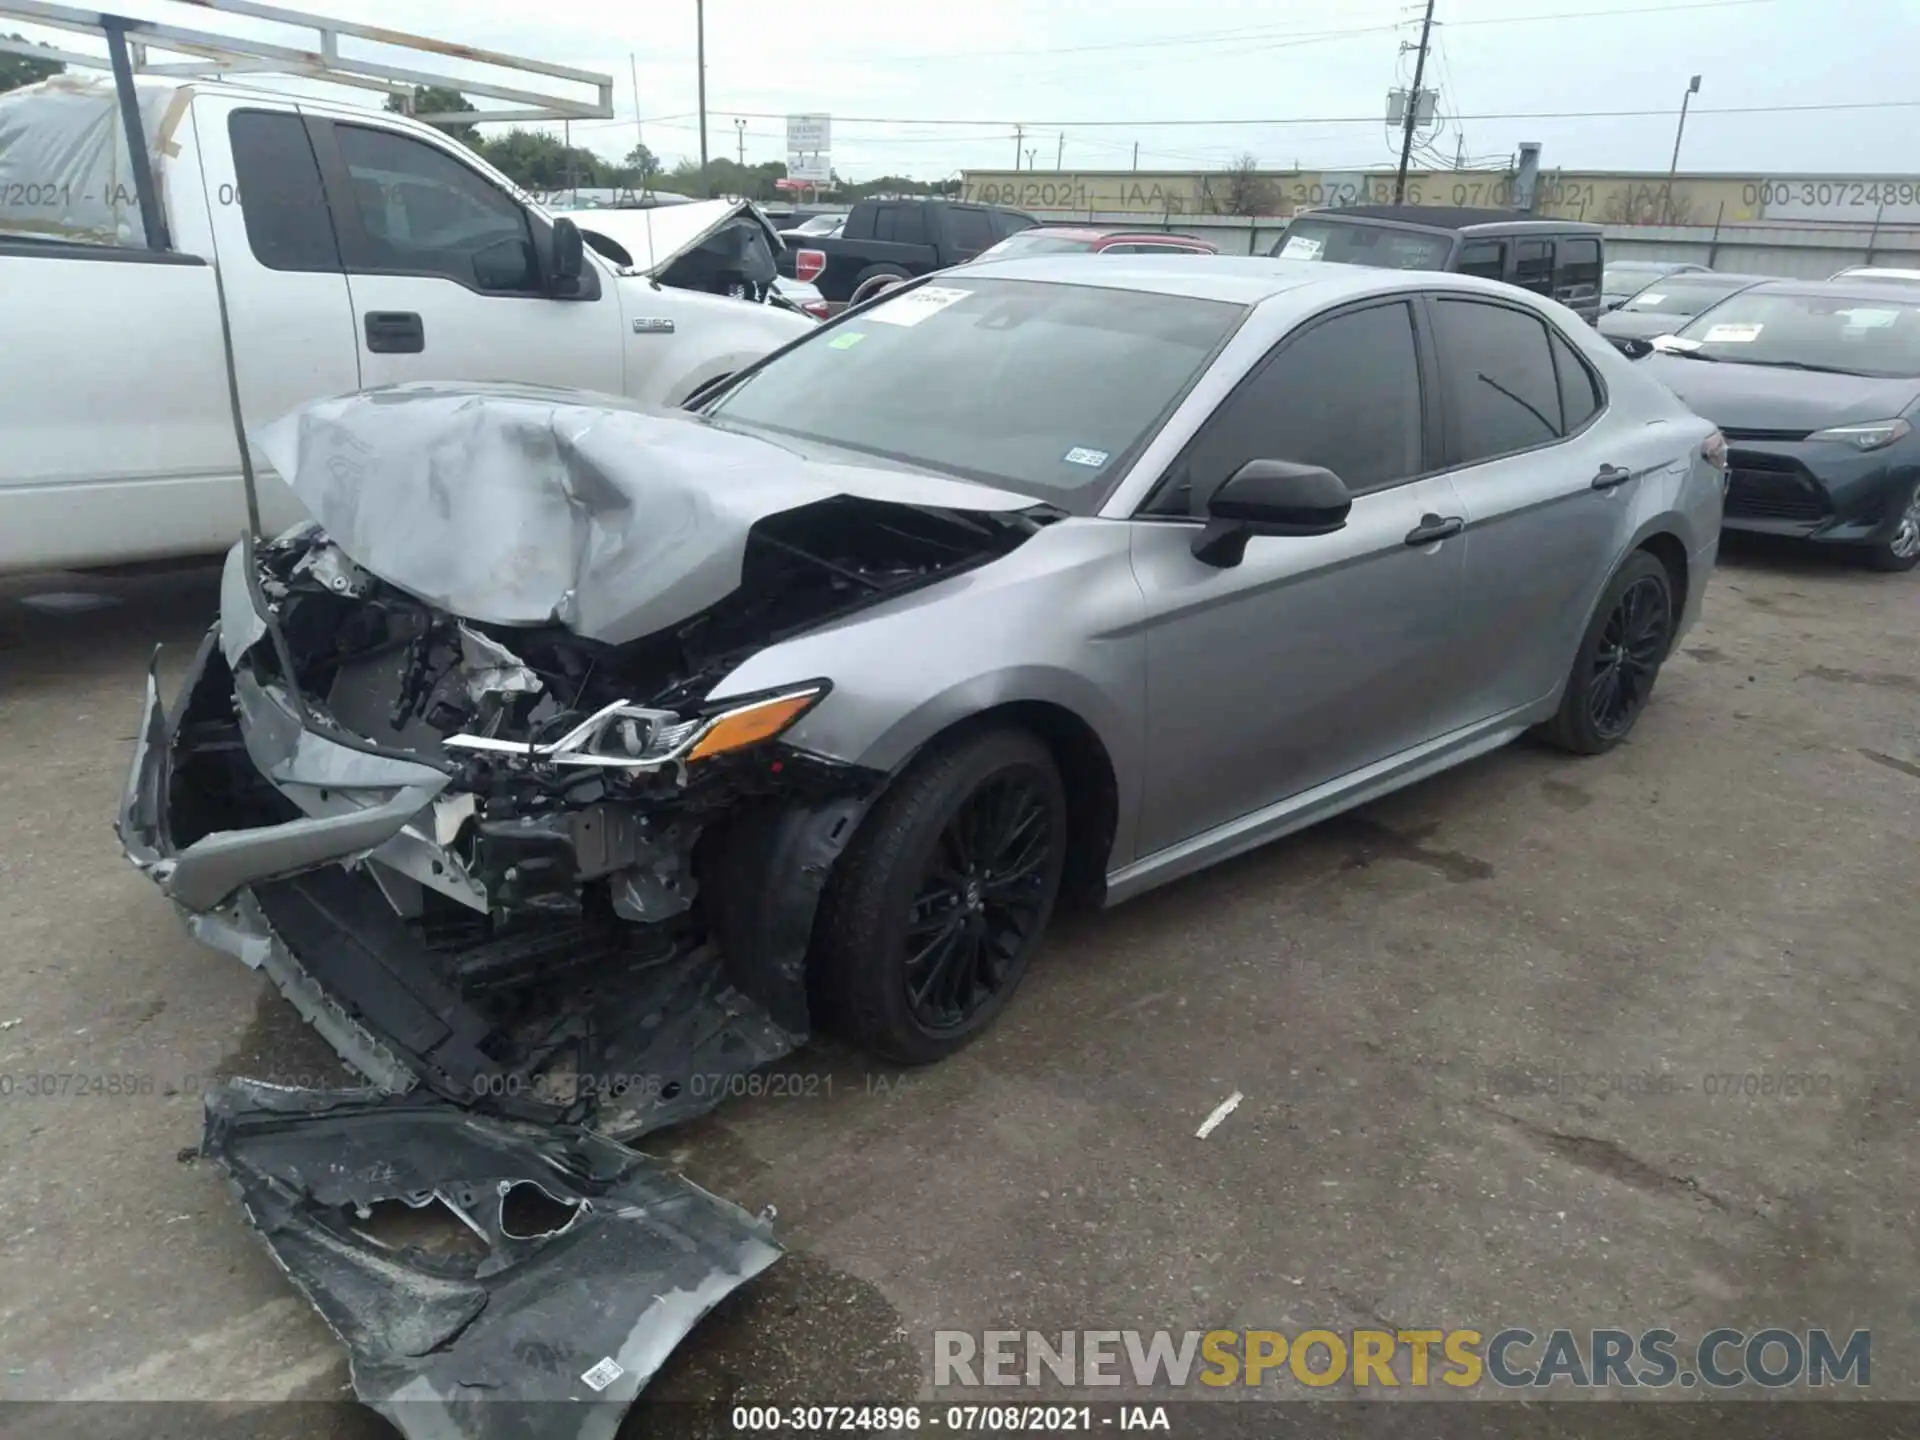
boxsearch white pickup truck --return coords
[0,74,814,574]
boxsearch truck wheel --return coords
[812,728,1067,1065]
[849,266,910,306]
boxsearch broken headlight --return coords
[443,683,828,771]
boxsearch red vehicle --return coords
[974,226,1218,260]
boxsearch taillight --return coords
[803,300,830,319]
[796,248,826,284]
[1702,429,1728,470]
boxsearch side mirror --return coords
[1193,459,1352,568]
[551,216,584,282]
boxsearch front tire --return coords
[1539,551,1675,755]
[813,729,1066,1065]
[1863,477,1920,572]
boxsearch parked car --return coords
[122,259,1721,1115]
[1603,259,1709,311]
[1827,266,1920,286]
[1638,280,1920,570]
[1269,205,1606,323]
[559,200,830,317]
[0,75,812,575]
[781,211,848,241]
[1598,272,1769,354]
[974,226,1218,261]
[776,196,1039,304]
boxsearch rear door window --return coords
[1514,239,1554,295]
[873,205,930,244]
[1550,329,1603,431]
[1433,297,1565,463]
[1456,239,1506,281]
[229,110,341,272]
[944,206,994,253]
[1556,237,1602,299]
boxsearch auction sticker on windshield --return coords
[1704,323,1763,343]
[1279,235,1324,260]
[1062,446,1110,467]
[827,331,866,349]
[868,286,973,327]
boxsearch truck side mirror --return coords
[551,217,584,282]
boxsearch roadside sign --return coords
[787,153,831,183]
[786,113,831,153]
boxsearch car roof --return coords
[1299,203,1602,234]
[953,253,1523,306]
[1609,259,1698,271]
[1832,266,1920,279]
[1743,278,1920,303]
[1651,271,1768,286]
[1020,226,1114,241]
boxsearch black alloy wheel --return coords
[813,728,1068,1065]
[902,771,1055,1033]
[1587,573,1672,741]
[1540,549,1675,755]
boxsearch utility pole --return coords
[1132,141,1139,170]
[695,0,709,197]
[734,117,746,167]
[563,119,576,205]
[628,51,647,196]
[1026,147,1037,169]
[1393,0,1437,205]
[1055,133,1064,169]
[1663,73,1702,224]
[1013,125,1022,170]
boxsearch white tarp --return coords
[0,73,184,247]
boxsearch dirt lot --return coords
[0,537,1914,1434]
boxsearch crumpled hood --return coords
[257,383,1042,646]
[1637,354,1920,432]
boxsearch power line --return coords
[715,98,1920,130]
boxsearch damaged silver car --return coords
[120,258,1722,1430]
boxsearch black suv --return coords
[1269,205,1606,323]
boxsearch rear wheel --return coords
[1863,477,1920,572]
[1539,550,1675,755]
[813,729,1066,1064]
[848,265,910,306]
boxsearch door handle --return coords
[1591,463,1633,491]
[1404,513,1464,546]
[364,311,425,354]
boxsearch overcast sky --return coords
[16,0,1920,177]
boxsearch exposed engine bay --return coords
[113,385,1056,1437]
[154,494,1036,1132]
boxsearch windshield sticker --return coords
[1703,323,1763,343]
[1839,308,1898,328]
[1062,446,1110,468]
[1629,293,1666,307]
[827,331,866,349]
[867,285,973,327]
[1279,235,1324,260]
[1651,335,1702,352]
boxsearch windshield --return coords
[1620,278,1751,317]
[977,233,1100,260]
[1271,219,1451,271]
[1670,290,1920,376]
[706,278,1244,510]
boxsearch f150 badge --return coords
[632,317,676,334]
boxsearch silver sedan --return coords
[122,257,1725,1090]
